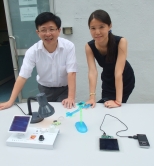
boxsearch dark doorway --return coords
[0,0,15,102]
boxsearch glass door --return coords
[3,0,51,102]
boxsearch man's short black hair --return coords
[35,12,61,29]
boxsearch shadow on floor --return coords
[0,78,18,102]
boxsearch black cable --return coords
[14,103,27,115]
[100,114,137,139]
[128,135,138,139]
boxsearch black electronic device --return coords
[99,138,119,151]
[137,134,150,148]
[39,135,45,141]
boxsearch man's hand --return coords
[62,98,75,109]
[0,76,27,111]
[104,100,120,108]
[0,101,14,110]
[86,98,96,108]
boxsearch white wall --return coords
[51,0,154,103]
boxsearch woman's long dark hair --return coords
[88,10,116,63]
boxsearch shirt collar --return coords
[38,40,44,50]
[57,37,64,49]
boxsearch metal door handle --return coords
[9,35,15,40]
[9,35,19,70]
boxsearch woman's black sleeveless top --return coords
[88,35,135,94]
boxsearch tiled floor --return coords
[0,78,18,102]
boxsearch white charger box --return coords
[6,127,60,150]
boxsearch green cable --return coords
[80,107,82,124]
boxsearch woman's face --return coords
[89,18,111,43]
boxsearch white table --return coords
[0,103,154,166]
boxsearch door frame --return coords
[3,0,22,102]
[3,0,55,103]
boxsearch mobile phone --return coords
[137,134,150,148]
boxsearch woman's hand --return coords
[104,100,121,108]
[86,98,96,108]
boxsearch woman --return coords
[86,9,135,108]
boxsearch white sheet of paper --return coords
[19,0,37,6]
[20,7,38,21]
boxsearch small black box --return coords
[99,138,119,151]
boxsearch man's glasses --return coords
[39,28,58,34]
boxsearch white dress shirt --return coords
[19,37,77,87]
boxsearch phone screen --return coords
[137,134,148,141]
[9,116,31,133]
[99,138,119,151]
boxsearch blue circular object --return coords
[75,121,88,133]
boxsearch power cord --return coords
[14,103,27,115]
[14,103,65,126]
[100,114,137,139]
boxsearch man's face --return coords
[36,21,61,46]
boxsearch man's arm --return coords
[62,72,76,109]
[0,76,27,110]
[68,72,76,100]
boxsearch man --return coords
[0,12,77,110]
